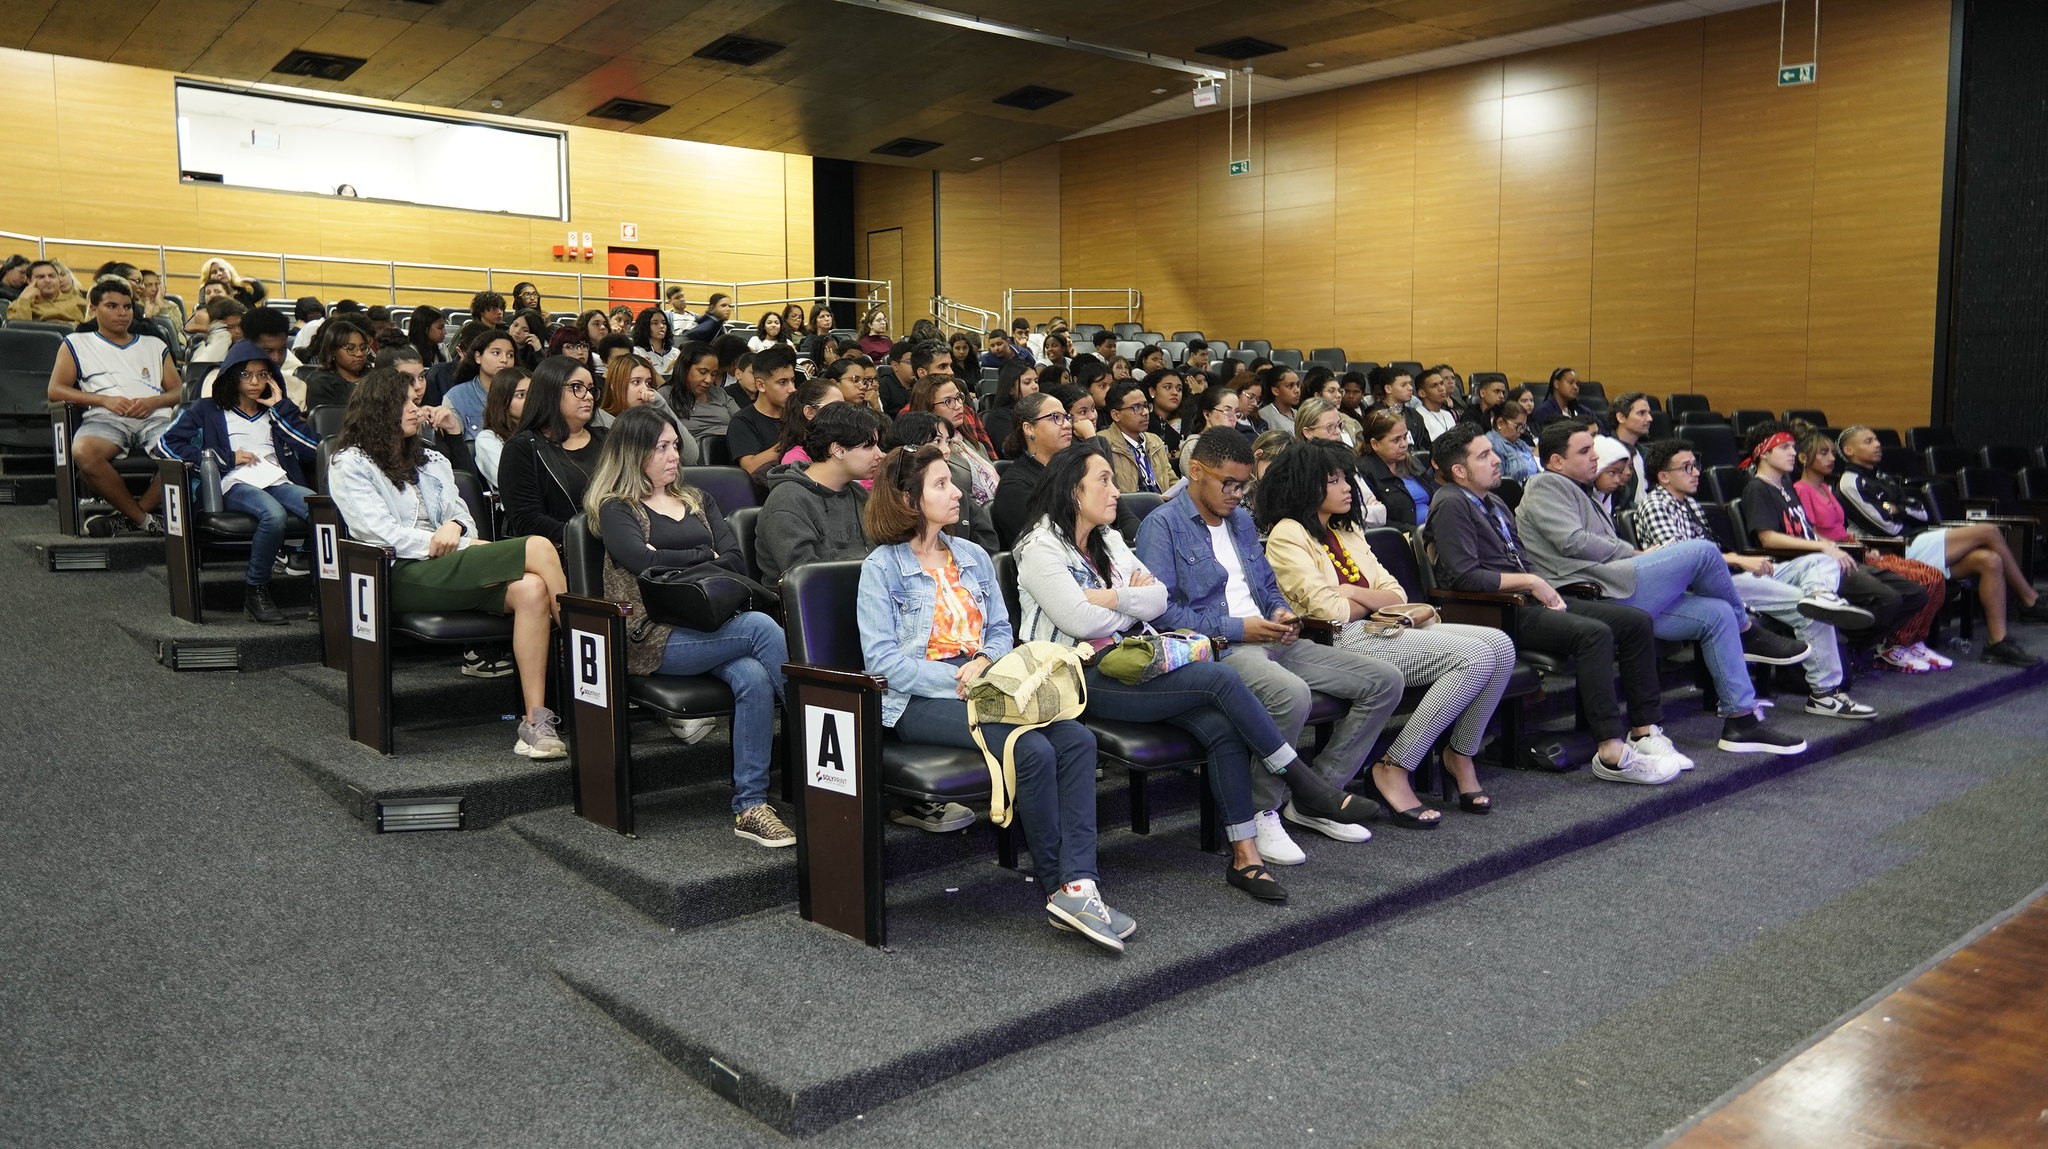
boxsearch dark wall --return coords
[1939,0,2048,446]
[812,158,857,330]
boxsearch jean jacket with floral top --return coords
[857,534,1012,727]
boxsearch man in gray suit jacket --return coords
[1515,421,1809,756]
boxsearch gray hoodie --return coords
[757,461,871,586]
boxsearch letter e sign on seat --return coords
[805,704,856,796]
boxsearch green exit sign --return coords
[1778,63,1815,86]
[1228,159,1251,176]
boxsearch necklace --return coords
[1323,530,1365,586]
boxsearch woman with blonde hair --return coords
[586,405,793,847]
[197,256,267,307]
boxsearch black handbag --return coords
[637,565,778,633]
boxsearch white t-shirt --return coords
[222,408,282,492]
[64,330,169,400]
[1209,520,1261,620]
[1419,404,1458,441]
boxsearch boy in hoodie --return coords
[755,402,883,587]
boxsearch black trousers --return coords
[1515,598,1664,742]
[1838,564,1925,645]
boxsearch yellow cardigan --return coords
[1264,518,1403,623]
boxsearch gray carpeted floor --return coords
[4,501,2046,1148]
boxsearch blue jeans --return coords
[220,481,313,586]
[657,610,787,813]
[892,694,1100,888]
[1611,539,1755,714]
[1083,661,1276,843]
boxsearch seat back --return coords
[1924,444,1972,476]
[1872,427,1903,448]
[1731,409,1774,436]
[1577,380,1606,404]
[1907,426,1954,451]
[1112,322,1143,339]
[697,434,731,466]
[1118,491,1164,525]
[1269,349,1304,369]
[1703,464,1749,506]
[1169,331,1205,343]
[1700,501,1748,552]
[561,512,604,597]
[1784,408,1828,426]
[1237,339,1271,355]
[1878,444,1926,477]
[1469,371,1508,390]
[1667,393,1712,417]
[994,550,1023,629]
[1362,527,1425,599]
[1687,424,1740,469]
[1160,340,1187,364]
[1347,360,1382,377]
[1308,347,1347,366]
[1133,331,1163,344]
[311,404,347,439]
[1495,477,1523,510]
[0,327,61,426]
[1923,478,1966,521]
[1956,466,2019,514]
[1678,409,1729,427]
[1388,361,1424,381]
[683,464,760,512]
[781,560,869,669]
[1614,509,1642,548]
[728,505,761,580]
[1114,340,1143,362]
[2018,466,2048,501]
[452,470,495,540]
[1982,444,2031,472]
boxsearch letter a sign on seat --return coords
[805,704,856,796]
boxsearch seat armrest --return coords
[1557,581,1604,599]
[1427,588,1529,606]
[1943,514,2039,529]
[785,662,886,692]
[1856,535,1907,552]
[559,593,628,617]
[1297,618,1339,645]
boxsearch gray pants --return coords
[1221,640,1404,812]
[1337,621,1516,772]
[1732,555,1842,693]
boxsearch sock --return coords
[1261,744,1300,774]
[1278,764,1345,809]
[1062,879,1097,898]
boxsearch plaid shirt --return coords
[1634,485,1714,548]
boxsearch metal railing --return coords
[1002,287,1143,329]
[930,295,1000,338]
[0,230,889,324]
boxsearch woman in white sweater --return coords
[327,367,570,760]
[1014,445,1376,903]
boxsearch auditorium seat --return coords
[1981,445,2032,472]
[1731,409,1773,436]
[1270,349,1304,369]
[1703,465,1748,506]
[1878,444,1926,478]
[727,506,761,582]
[1309,348,1347,366]
[0,326,62,449]
[684,465,760,513]
[1388,360,1424,381]
[1923,445,1973,477]
[1237,339,1271,355]
[1678,409,1729,427]
[1169,331,1205,343]
[1872,428,1903,448]
[1907,426,1953,451]
[1784,408,1828,426]
[1666,393,1713,419]
[1686,424,1740,469]
[1112,322,1143,339]
[156,454,311,624]
[50,401,160,536]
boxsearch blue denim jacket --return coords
[1132,490,1290,642]
[857,535,1013,726]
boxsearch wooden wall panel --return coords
[1260,93,1337,350]
[853,163,932,326]
[1496,45,1598,384]
[997,147,1063,322]
[1334,78,1418,364]
[937,165,1003,316]
[3,47,812,314]
[1127,120,1200,336]
[1410,61,1503,372]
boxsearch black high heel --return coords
[1368,762,1441,830]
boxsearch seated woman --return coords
[1487,403,1540,484]
[982,358,1039,461]
[1793,427,1948,672]
[302,315,375,411]
[1357,408,1436,528]
[631,307,680,378]
[473,365,528,490]
[596,351,699,463]
[909,372,1000,504]
[156,340,320,625]
[508,308,548,371]
[442,327,520,440]
[1831,426,2048,666]
[857,445,1127,952]
[587,406,793,847]
[326,368,568,759]
[992,392,1072,548]
[1176,384,1244,479]
[772,377,842,466]
[1015,446,1376,902]
[1261,441,1516,824]
[498,355,608,549]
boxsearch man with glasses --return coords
[1104,380,1177,494]
[1426,423,1701,781]
[1136,429,1404,864]
[48,279,178,536]
[1636,438,1877,719]
[727,344,797,476]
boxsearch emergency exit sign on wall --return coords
[1229,159,1251,176]
[1777,63,1815,86]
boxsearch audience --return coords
[1608,392,1655,509]
[198,256,266,307]
[7,259,86,323]
[588,406,793,846]
[1147,369,1186,456]
[855,305,891,359]
[472,366,527,490]
[1793,429,1951,672]
[0,254,29,303]
[1356,408,1435,528]
[443,327,520,440]
[726,344,799,475]
[507,308,548,369]
[908,374,1000,510]
[1409,366,1461,452]
[406,306,447,369]
[770,378,841,465]
[599,351,698,464]
[1256,365,1301,435]
[1176,384,1244,478]
[1103,380,1177,495]
[632,307,679,377]
[302,315,375,411]
[1530,368,1590,425]
[48,279,179,535]
[328,367,566,758]
[982,358,1038,461]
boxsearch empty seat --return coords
[1114,340,1143,361]
[683,465,761,513]
[1072,323,1104,339]
[1667,393,1713,418]
[1982,445,2032,472]
[1678,409,1729,427]
[2017,466,2048,502]
[1783,408,1828,426]
[1388,361,1424,381]
[1346,361,1381,377]
[1112,322,1143,339]
[1907,426,1954,451]
[1923,445,1973,476]
[0,327,63,449]
[1169,331,1205,343]
[1308,348,1347,366]
[1878,444,1926,478]
[1133,331,1163,344]
[1702,465,1749,506]
[1237,339,1271,355]
[1731,409,1774,436]
[1686,424,1740,469]
[1577,381,1606,404]
[1159,340,1187,364]
[1270,349,1304,369]
[1872,427,1903,448]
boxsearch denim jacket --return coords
[857,534,1012,726]
[1132,490,1289,642]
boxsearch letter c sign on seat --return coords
[350,573,376,641]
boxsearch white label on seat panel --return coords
[805,704,857,796]
[350,573,376,641]
[571,628,607,708]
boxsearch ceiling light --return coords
[1307,61,1324,68]
[969,156,984,162]
[1151,87,1168,94]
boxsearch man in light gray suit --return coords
[1515,420,1810,756]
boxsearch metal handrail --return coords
[0,229,891,322]
[1002,287,1142,327]
[930,295,1000,337]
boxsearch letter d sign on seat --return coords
[350,573,376,641]
[316,523,339,580]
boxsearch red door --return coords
[607,247,659,312]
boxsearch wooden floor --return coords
[1668,890,2048,1148]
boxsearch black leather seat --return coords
[1686,424,1739,469]
[684,464,759,513]
[559,512,736,723]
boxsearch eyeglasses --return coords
[1116,402,1150,415]
[336,343,367,355]
[568,382,593,397]
[1032,412,1072,426]
[934,394,965,408]
[1664,461,1700,474]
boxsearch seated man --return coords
[47,279,178,535]
[1516,421,1809,755]
[1136,430,1405,865]
[726,344,797,476]
[1427,424,1694,782]
[7,259,86,324]
[1636,438,1878,720]
[755,402,882,587]
[1103,380,1177,494]
[979,329,1021,370]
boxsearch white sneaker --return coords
[1877,644,1931,673]
[1282,799,1371,843]
[1907,641,1954,670]
[1589,743,1680,785]
[1252,809,1307,865]
[1627,725,1695,772]
[665,716,717,744]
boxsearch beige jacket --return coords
[1106,429,1178,494]
[7,290,85,324]
[1264,517,1402,623]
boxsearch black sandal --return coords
[1226,862,1290,903]
[1291,788,1381,826]
[1456,789,1493,815]
[1368,764,1442,830]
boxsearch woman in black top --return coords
[982,357,1039,461]
[1355,407,1436,529]
[302,314,375,411]
[497,355,608,548]
[406,305,446,369]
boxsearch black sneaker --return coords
[1717,712,1808,755]
[1741,626,1810,665]
[1983,639,2043,668]
[2014,601,2048,626]
[461,649,516,678]
[82,512,120,538]
[245,584,287,626]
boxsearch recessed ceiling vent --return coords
[588,98,669,124]
[693,34,786,67]
[871,137,942,158]
[993,85,1072,111]
[272,50,366,81]
[1194,36,1286,60]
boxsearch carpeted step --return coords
[550,648,2048,1137]
[118,613,325,672]
[0,474,54,504]
[18,531,162,571]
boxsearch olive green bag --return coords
[964,641,1090,828]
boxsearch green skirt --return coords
[391,537,530,614]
